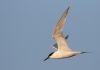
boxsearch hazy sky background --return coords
[0,0,100,70]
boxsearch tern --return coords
[44,7,87,61]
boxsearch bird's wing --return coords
[52,7,71,51]
[53,35,69,49]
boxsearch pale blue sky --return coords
[0,0,100,70]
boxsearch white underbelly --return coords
[50,51,74,59]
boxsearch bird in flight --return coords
[44,7,87,61]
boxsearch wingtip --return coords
[67,6,70,10]
[65,35,69,39]
[66,6,70,12]
[63,6,70,16]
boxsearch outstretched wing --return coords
[52,7,71,51]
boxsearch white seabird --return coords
[44,7,87,61]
